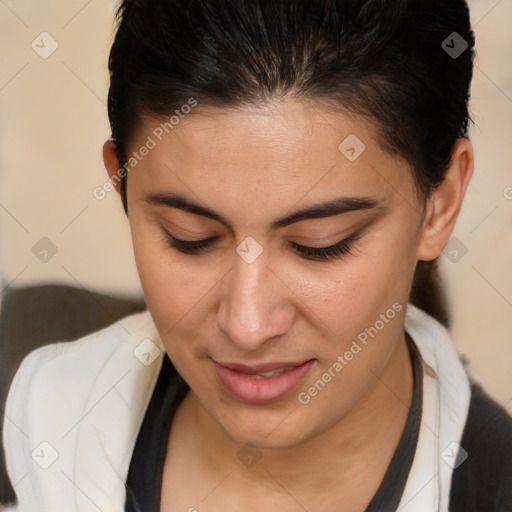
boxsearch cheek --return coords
[295,266,407,422]
[132,240,216,381]
[346,224,417,308]
[292,253,406,335]
[290,233,414,375]
[129,221,211,337]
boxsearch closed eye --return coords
[162,229,362,262]
[288,232,361,262]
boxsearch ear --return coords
[102,138,123,196]
[416,138,474,261]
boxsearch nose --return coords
[216,245,295,352]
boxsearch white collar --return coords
[3,304,471,512]
[398,303,471,511]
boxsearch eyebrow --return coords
[145,192,383,230]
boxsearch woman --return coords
[3,0,512,511]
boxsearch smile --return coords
[213,359,316,403]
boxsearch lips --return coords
[213,358,316,403]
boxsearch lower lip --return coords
[213,359,315,404]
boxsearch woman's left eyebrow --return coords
[145,192,384,230]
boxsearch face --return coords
[122,99,425,449]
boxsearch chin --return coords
[216,405,315,451]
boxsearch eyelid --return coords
[292,229,362,249]
[164,231,219,246]
[159,219,209,239]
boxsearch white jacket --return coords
[2,303,471,512]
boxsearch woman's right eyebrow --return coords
[145,192,384,231]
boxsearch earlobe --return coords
[102,139,123,196]
[416,138,474,261]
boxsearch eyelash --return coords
[162,230,362,262]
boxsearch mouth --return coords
[213,358,316,403]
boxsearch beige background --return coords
[0,1,511,410]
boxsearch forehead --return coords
[127,99,415,218]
